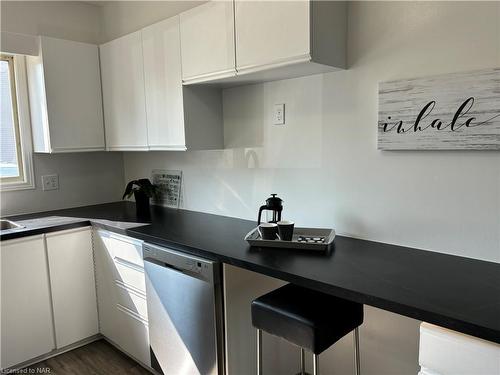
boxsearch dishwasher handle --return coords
[144,256,185,273]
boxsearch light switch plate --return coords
[273,103,285,125]
[42,174,59,191]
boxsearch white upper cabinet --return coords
[234,0,347,82]
[180,1,236,84]
[26,36,105,153]
[100,31,149,151]
[235,0,310,71]
[142,16,224,151]
[142,17,186,150]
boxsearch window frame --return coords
[0,54,34,191]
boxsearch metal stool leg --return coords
[257,329,262,375]
[353,327,361,375]
[312,354,319,375]
[300,348,306,374]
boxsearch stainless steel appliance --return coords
[143,243,225,375]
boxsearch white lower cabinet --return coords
[45,227,99,348]
[1,228,98,369]
[93,229,150,366]
[1,235,55,369]
[1,226,150,370]
[419,322,500,375]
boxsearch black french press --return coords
[258,194,283,224]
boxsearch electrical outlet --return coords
[42,174,59,191]
[273,103,285,125]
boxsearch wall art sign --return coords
[378,68,500,150]
[152,169,182,208]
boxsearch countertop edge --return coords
[0,220,91,241]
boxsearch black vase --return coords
[134,191,150,215]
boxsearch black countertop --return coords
[5,201,500,344]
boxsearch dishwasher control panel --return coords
[184,259,203,274]
[143,243,216,282]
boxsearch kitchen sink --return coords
[0,219,24,230]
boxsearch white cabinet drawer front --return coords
[113,258,146,293]
[114,305,150,366]
[115,281,148,320]
[101,232,144,267]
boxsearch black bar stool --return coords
[251,284,363,375]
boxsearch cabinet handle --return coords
[116,304,148,326]
[113,256,144,273]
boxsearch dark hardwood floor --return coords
[25,340,151,375]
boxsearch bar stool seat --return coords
[251,283,363,375]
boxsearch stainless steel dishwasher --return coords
[143,243,225,375]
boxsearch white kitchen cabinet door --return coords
[234,0,346,82]
[100,31,148,151]
[92,229,150,366]
[142,16,224,151]
[180,1,236,84]
[0,235,55,369]
[26,36,105,153]
[142,16,186,150]
[235,0,310,71]
[46,227,98,349]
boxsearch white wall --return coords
[0,1,125,215]
[1,152,124,216]
[118,2,500,374]
[99,0,205,43]
[124,1,500,263]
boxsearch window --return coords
[1,55,23,180]
[0,54,34,190]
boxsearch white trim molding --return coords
[106,146,149,152]
[1,55,35,192]
[49,146,106,153]
[148,145,188,151]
